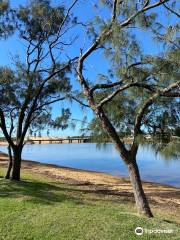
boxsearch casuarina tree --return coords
[0,0,77,180]
[75,0,180,217]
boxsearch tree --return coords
[0,0,77,180]
[75,0,180,217]
[0,1,16,179]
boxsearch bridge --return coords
[26,136,91,144]
[0,136,91,145]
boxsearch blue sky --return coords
[0,0,178,137]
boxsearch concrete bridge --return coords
[26,136,91,144]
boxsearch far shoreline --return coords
[0,137,134,146]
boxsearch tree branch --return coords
[120,0,170,27]
[134,81,180,136]
[70,95,90,108]
[96,80,180,108]
[163,3,180,18]
[78,0,118,65]
[0,108,15,147]
[35,96,66,111]
[90,79,124,93]
[20,60,75,145]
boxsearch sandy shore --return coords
[0,151,180,216]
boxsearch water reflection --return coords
[0,143,180,187]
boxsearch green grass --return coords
[0,167,179,240]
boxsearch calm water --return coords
[1,143,180,187]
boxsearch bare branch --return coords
[59,0,79,32]
[163,3,180,18]
[90,79,123,93]
[70,95,90,108]
[35,96,66,111]
[126,61,152,71]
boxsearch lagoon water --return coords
[0,143,180,187]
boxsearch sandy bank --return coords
[0,151,180,217]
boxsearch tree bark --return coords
[5,145,13,179]
[11,146,22,181]
[127,160,153,217]
[94,107,153,217]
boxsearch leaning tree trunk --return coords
[95,107,153,217]
[5,145,13,179]
[11,146,22,181]
[127,159,153,217]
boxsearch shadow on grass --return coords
[1,175,178,210]
[46,181,135,204]
[0,176,136,207]
[63,186,133,198]
[0,178,84,205]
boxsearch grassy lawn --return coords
[0,167,179,240]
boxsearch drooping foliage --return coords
[83,0,180,149]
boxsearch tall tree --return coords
[75,0,180,217]
[0,0,77,180]
[0,0,16,179]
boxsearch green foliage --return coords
[0,1,8,13]
[0,67,19,107]
[159,139,180,160]
[134,134,180,160]
[86,1,179,153]
[52,108,71,130]
[17,0,65,40]
[0,1,14,38]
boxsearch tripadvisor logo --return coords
[135,227,174,235]
[135,227,143,235]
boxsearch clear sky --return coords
[0,0,177,137]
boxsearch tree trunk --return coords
[127,160,153,217]
[94,107,153,217]
[11,147,22,181]
[5,145,13,179]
